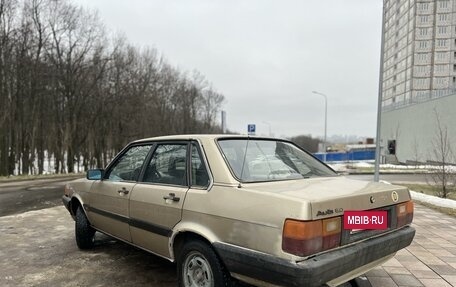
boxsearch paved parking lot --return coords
[366,204,456,287]
[0,207,176,287]
[0,203,455,287]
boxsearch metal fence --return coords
[383,89,456,112]
[314,150,376,162]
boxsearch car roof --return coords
[131,134,283,143]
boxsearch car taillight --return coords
[396,200,414,227]
[282,217,341,257]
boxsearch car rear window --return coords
[217,138,337,182]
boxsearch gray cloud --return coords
[76,0,383,138]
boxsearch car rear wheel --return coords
[177,240,231,287]
[75,206,95,249]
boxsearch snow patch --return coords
[410,190,456,209]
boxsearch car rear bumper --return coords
[214,226,415,287]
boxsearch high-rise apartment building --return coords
[382,0,456,110]
[380,0,456,164]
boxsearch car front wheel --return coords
[75,206,95,249]
[177,240,231,287]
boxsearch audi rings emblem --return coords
[391,191,399,202]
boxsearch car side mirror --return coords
[87,169,104,180]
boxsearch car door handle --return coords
[118,187,129,195]
[163,193,180,202]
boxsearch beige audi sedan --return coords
[63,134,415,287]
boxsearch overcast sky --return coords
[75,0,383,139]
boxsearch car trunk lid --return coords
[242,176,411,220]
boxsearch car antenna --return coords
[238,135,250,188]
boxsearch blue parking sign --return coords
[248,124,256,135]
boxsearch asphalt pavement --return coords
[0,176,80,217]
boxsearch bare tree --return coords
[46,0,105,172]
[0,0,226,176]
[290,135,322,153]
[0,0,19,175]
[427,109,455,198]
[411,136,420,169]
[200,87,225,132]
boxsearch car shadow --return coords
[87,233,177,285]
[86,233,367,287]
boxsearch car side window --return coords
[191,144,210,188]
[106,145,152,181]
[143,144,188,186]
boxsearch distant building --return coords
[380,0,456,164]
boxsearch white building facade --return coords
[381,0,456,164]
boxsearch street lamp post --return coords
[312,91,328,162]
[374,1,387,182]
